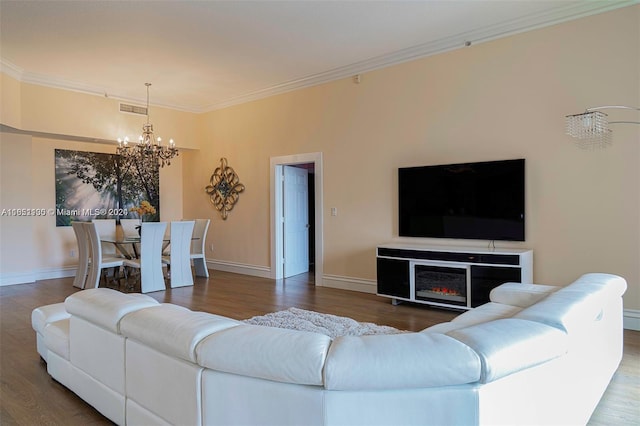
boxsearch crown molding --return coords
[2,0,636,114]
[0,59,200,113]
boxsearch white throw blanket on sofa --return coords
[244,307,403,339]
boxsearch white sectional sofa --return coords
[32,273,626,425]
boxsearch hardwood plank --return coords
[0,272,638,425]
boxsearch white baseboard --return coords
[0,271,37,286]
[35,266,76,281]
[0,266,75,286]
[623,309,640,331]
[0,261,269,286]
[321,274,377,294]
[207,259,271,279]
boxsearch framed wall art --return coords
[54,149,160,226]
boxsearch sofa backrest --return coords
[447,318,568,384]
[196,324,331,386]
[323,332,481,390]
[64,288,159,333]
[489,282,560,308]
[513,273,627,334]
[120,304,242,363]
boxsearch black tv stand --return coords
[376,243,533,310]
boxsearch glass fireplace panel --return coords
[414,264,467,306]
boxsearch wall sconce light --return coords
[566,106,640,149]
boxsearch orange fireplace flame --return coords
[429,287,462,297]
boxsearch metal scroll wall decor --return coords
[205,158,245,220]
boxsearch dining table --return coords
[100,234,201,293]
[101,236,162,259]
[100,236,199,259]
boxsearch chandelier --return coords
[117,83,179,167]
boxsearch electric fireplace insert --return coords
[414,264,468,307]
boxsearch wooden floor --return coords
[0,271,638,425]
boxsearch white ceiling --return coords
[0,0,633,113]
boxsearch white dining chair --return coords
[190,218,210,277]
[85,222,124,289]
[71,221,91,289]
[124,222,167,293]
[92,218,118,257]
[120,218,140,239]
[162,221,195,288]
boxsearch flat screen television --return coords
[398,159,525,241]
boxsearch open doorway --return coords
[283,163,315,277]
[270,153,323,286]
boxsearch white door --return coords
[283,165,309,278]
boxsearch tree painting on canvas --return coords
[54,149,160,226]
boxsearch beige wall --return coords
[0,133,33,280]
[0,73,22,128]
[0,6,638,316]
[187,6,639,312]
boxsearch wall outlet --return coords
[70,249,76,258]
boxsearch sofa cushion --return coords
[490,282,559,307]
[64,288,158,333]
[120,304,241,363]
[324,332,481,390]
[447,318,568,383]
[43,318,70,359]
[197,325,331,386]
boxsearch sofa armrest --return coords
[490,282,559,308]
[32,302,70,334]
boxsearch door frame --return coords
[270,152,323,285]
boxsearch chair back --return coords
[84,222,103,288]
[120,219,140,239]
[191,219,210,256]
[71,221,90,289]
[169,221,195,287]
[92,219,117,256]
[139,222,168,293]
